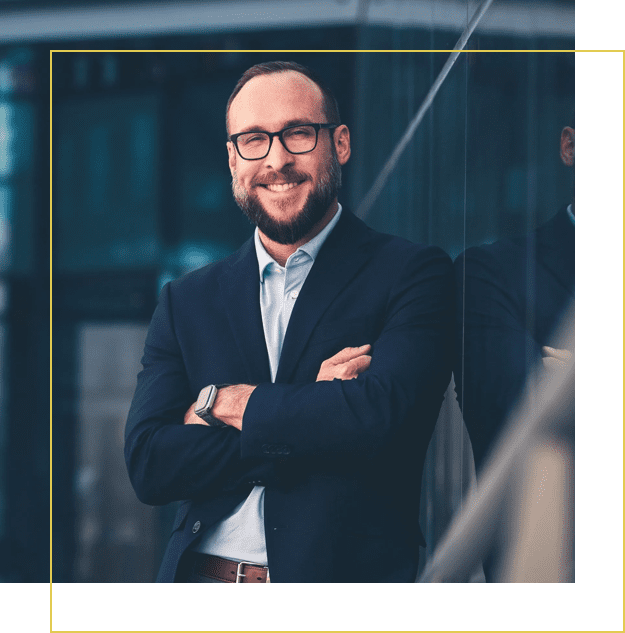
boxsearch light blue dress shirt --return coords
[194,205,343,565]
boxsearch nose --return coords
[263,135,294,171]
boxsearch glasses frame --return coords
[229,123,338,161]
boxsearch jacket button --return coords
[192,521,201,534]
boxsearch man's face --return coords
[227,70,348,245]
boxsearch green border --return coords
[45,0,625,631]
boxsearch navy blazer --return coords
[453,207,575,473]
[125,210,454,582]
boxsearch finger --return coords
[337,355,372,380]
[542,346,572,361]
[347,355,372,376]
[326,344,371,365]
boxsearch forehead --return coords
[229,70,325,133]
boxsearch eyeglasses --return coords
[229,123,338,160]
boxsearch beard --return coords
[232,150,342,245]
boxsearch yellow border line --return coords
[49,48,623,633]
[49,48,53,633]
[47,48,622,53]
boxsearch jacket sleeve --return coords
[124,282,275,506]
[240,246,454,462]
[453,247,543,471]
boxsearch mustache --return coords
[252,169,311,187]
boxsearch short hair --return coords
[225,61,341,136]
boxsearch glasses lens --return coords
[282,126,317,154]
[237,132,270,159]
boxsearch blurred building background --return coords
[0,44,48,582]
[0,0,577,583]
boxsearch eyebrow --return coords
[233,118,316,135]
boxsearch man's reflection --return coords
[453,117,575,582]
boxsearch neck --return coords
[258,200,338,267]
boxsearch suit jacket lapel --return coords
[218,238,272,384]
[275,211,374,384]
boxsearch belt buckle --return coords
[235,560,269,583]
[235,561,247,583]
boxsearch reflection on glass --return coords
[75,323,159,582]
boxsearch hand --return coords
[211,384,256,431]
[541,346,573,373]
[316,344,372,382]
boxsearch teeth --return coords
[265,182,299,192]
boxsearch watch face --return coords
[195,385,215,415]
[196,387,211,410]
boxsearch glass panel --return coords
[0,99,35,274]
[170,79,251,274]
[0,315,6,541]
[54,94,160,272]
[75,323,167,582]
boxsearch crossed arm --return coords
[184,345,372,430]
[125,246,453,505]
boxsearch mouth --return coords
[258,179,306,193]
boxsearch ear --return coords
[560,126,574,167]
[333,124,351,166]
[227,141,237,177]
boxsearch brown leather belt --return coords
[191,553,270,583]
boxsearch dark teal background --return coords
[25,0,625,631]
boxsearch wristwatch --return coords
[194,384,227,427]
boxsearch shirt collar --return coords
[255,203,343,282]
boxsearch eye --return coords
[285,126,314,138]
[239,133,267,146]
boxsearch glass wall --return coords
[51,8,574,583]
[0,45,48,582]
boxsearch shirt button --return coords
[192,521,201,534]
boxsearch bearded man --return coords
[125,61,454,583]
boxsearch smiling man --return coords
[125,61,454,583]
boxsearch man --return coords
[125,61,454,583]
[453,120,575,581]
